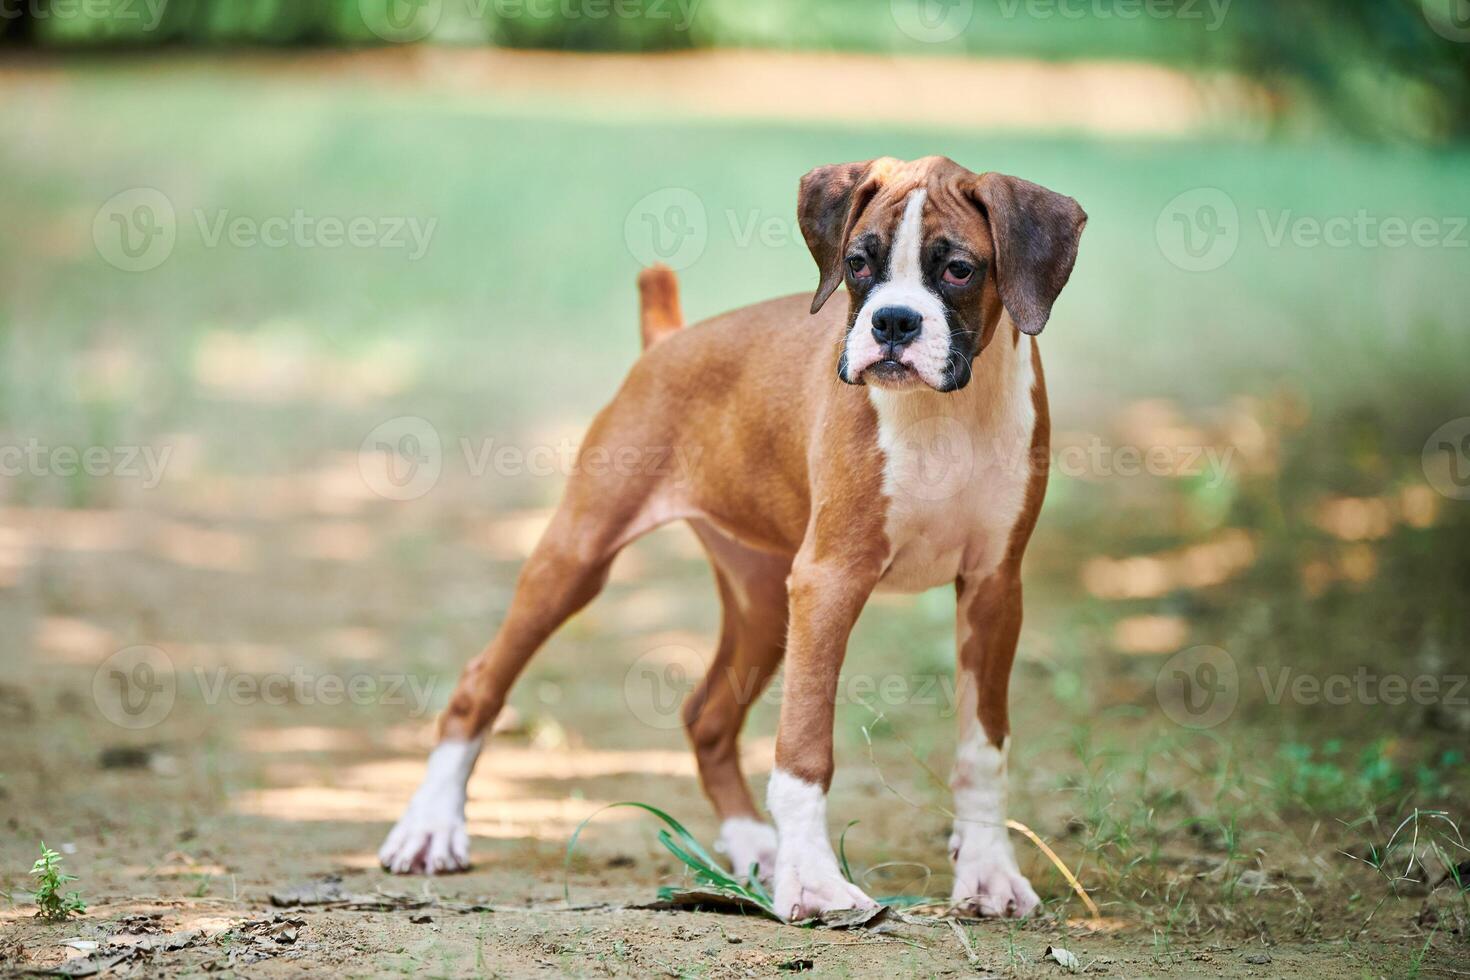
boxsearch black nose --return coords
[871,306,923,350]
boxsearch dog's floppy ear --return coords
[968,172,1087,336]
[797,159,884,315]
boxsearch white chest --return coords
[872,334,1039,594]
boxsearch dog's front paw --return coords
[950,864,1040,918]
[716,817,778,885]
[379,803,470,875]
[949,831,1039,918]
[771,849,876,921]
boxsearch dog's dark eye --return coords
[943,261,974,286]
[846,256,871,280]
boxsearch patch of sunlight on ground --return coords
[1111,614,1190,655]
[151,520,258,573]
[291,520,378,562]
[466,509,554,561]
[1082,529,1257,600]
[1300,543,1379,597]
[1,507,134,551]
[193,329,418,406]
[35,615,117,663]
[232,740,776,839]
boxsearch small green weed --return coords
[566,802,778,918]
[30,843,86,921]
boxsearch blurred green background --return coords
[1,0,1468,971]
[6,0,1470,139]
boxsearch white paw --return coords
[766,769,877,921]
[772,849,876,921]
[949,831,1040,918]
[379,804,470,875]
[379,739,479,875]
[715,818,777,885]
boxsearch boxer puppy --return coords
[380,155,1086,922]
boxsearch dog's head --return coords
[798,156,1086,392]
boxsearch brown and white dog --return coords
[379,155,1086,921]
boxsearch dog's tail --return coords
[637,264,684,350]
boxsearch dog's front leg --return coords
[767,553,881,921]
[948,570,1039,917]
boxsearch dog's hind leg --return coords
[682,521,790,885]
[381,406,681,875]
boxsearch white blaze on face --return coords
[843,188,953,389]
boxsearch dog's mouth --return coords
[862,358,925,390]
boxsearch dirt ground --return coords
[1,490,1466,978]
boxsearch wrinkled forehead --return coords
[851,170,994,258]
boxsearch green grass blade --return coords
[564,801,777,916]
[837,820,860,884]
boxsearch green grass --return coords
[5,65,1470,428]
[567,801,779,917]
